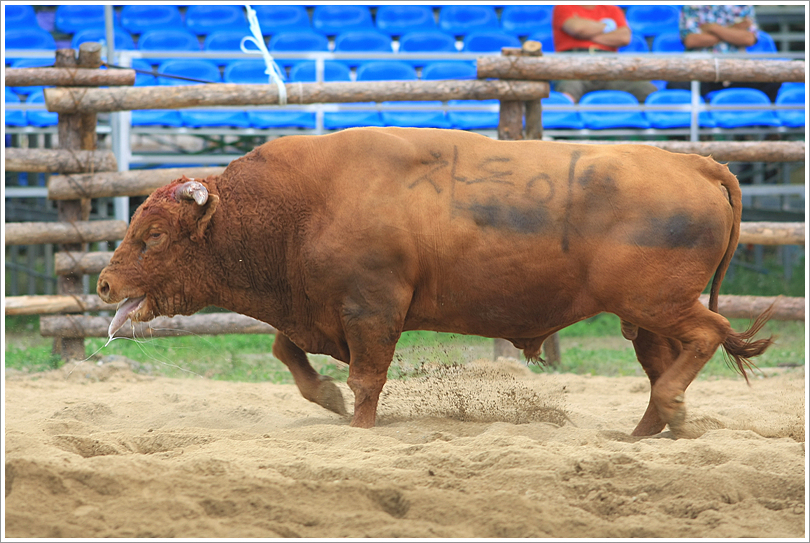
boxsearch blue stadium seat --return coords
[5,27,57,65]
[398,31,459,67]
[55,5,106,33]
[157,59,250,128]
[334,30,393,68]
[5,89,26,127]
[185,5,249,35]
[252,5,311,33]
[579,90,650,129]
[25,91,58,127]
[375,5,437,36]
[619,33,650,53]
[381,101,452,128]
[224,59,273,84]
[643,89,716,129]
[651,32,684,53]
[6,5,39,29]
[357,61,418,81]
[232,59,342,130]
[8,59,53,96]
[747,31,778,54]
[138,30,201,65]
[355,61,448,128]
[132,59,157,86]
[500,5,552,37]
[269,31,330,68]
[439,5,499,36]
[120,5,182,34]
[418,41,494,130]
[285,60,354,129]
[625,5,680,37]
[204,31,265,66]
[71,28,136,51]
[447,100,499,130]
[709,88,781,128]
[526,30,555,53]
[463,31,521,53]
[288,61,352,82]
[131,109,183,127]
[421,61,477,80]
[157,59,221,85]
[323,60,414,130]
[777,82,805,99]
[541,91,584,129]
[775,87,804,128]
[312,5,374,35]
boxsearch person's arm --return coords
[683,31,721,49]
[590,25,631,48]
[701,19,758,47]
[561,14,611,40]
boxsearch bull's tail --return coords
[709,164,742,314]
[709,161,774,383]
[722,306,774,384]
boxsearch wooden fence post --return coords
[53,43,102,361]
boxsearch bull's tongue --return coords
[108,296,145,338]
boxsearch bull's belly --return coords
[403,279,592,340]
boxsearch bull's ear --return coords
[192,194,219,243]
[175,180,219,243]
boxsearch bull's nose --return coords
[97,278,111,300]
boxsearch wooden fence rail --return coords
[5,67,135,87]
[5,221,128,246]
[9,294,805,322]
[44,79,551,114]
[477,56,805,82]
[31,295,804,340]
[40,313,277,338]
[5,148,117,174]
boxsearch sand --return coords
[4,356,806,538]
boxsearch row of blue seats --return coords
[7,5,684,39]
[8,84,803,131]
[6,26,780,74]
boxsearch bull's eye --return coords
[143,230,166,251]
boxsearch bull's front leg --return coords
[341,301,406,429]
[272,333,347,416]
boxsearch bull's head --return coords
[97,176,220,337]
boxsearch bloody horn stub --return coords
[175,180,209,206]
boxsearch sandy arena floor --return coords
[4,357,806,538]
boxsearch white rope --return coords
[242,4,287,105]
[714,57,721,82]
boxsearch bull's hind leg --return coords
[641,303,732,438]
[630,328,683,436]
[272,333,347,416]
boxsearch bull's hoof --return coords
[669,416,726,439]
[315,375,347,416]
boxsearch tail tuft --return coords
[721,305,775,384]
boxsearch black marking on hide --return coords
[461,199,550,235]
[561,151,581,253]
[633,214,711,249]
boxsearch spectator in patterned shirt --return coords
[668,5,780,101]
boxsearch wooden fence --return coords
[4,42,806,365]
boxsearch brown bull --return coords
[97,127,772,436]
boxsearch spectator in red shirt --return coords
[552,5,657,103]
